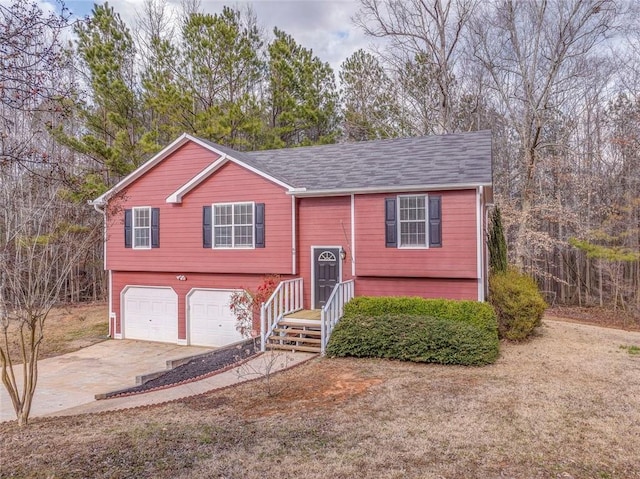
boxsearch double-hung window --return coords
[133,207,151,249]
[385,194,441,248]
[124,207,159,249]
[398,195,427,247]
[213,202,254,248]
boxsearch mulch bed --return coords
[103,340,259,398]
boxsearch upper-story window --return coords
[399,195,427,247]
[214,202,254,248]
[133,207,151,249]
[385,194,441,249]
[124,207,159,249]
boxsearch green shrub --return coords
[489,268,547,341]
[326,313,499,366]
[343,296,498,335]
[327,297,500,365]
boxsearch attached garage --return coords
[187,289,244,347]
[122,286,178,343]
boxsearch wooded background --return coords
[2,0,639,312]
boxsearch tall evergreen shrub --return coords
[488,206,508,273]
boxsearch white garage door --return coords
[123,287,178,343]
[188,289,244,347]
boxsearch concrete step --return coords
[266,343,321,353]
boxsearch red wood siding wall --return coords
[355,277,478,300]
[111,271,293,339]
[354,190,478,279]
[296,196,354,307]
[106,144,292,275]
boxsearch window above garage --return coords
[214,202,254,248]
[124,207,160,249]
[203,202,265,249]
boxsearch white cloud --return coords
[63,0,373,72]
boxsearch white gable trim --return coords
[90,133,192,206]
[165,154,295,204]
[166,156,228,203]
[90,133,294,206]
[227,158,294,191]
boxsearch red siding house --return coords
[91,131,493,351]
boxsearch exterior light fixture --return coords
[340,248,347,261]
[176,275,187,281]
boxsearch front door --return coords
[313,247,341,309]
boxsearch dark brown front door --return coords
[313,247,340,309]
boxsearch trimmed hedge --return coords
[489,268,547,341]
[327,297,500,366]
[343,296,498,335]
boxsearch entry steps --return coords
[265,310,322,353]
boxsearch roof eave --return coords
[287,182,492,197]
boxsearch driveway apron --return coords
[0,340,211,422]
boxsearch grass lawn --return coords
[2,317,640,478]
[2,303,108,361]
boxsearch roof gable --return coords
[90,133,294,206]
[92,130,492,205]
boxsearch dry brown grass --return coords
[2,303,108,361]
[2,317,640,478]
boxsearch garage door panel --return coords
[123,287,178,344]
[188,289,244,347]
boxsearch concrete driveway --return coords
[0,340,211,423]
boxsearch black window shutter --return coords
[429,196,442,247]
[385,198,397,247]
[203,206,212,248]
[124,209,132,248]
[151,208,160,248]
[255,203,265,248]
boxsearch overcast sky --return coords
[58,0,373,72]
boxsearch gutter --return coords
[286,182,492,197]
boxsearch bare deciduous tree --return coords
[354,0,478,134]
[470,0,620,268]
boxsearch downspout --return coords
[350,193,356,277]
[291,195,297,276]
[477,187,485,302]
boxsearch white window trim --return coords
[212,201,256,249]
[397,194,429,249]
[132,206,152,250]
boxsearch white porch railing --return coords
[260,278,304,352]
[320,279,355,354]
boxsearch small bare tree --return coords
[0,180,99,426]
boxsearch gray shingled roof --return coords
[203,130,492,191]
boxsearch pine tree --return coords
[53,2,144,200]
[339,49,399,141]
[180,7,265,150]
[266,28,340,148]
